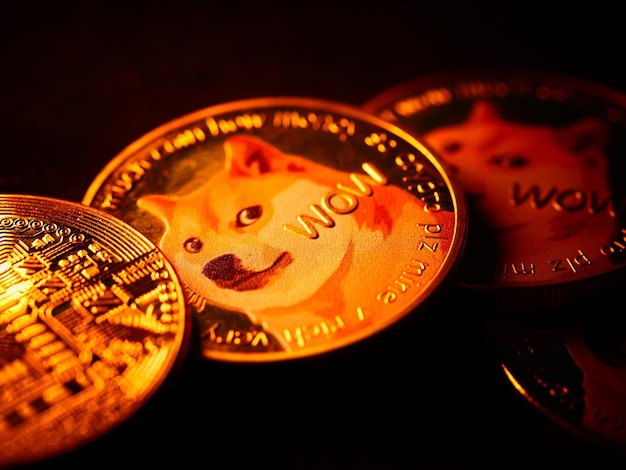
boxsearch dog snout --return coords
[202,254,244,281]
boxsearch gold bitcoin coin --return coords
[82,96,467,362]
[0,194,189,467]
[364,69,626,311]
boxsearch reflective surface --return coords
[364,70,626,311]
[0,195,189,467]
[4,5,626,467]
[83,97,467,362]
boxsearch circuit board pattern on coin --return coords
[0,195,188,467]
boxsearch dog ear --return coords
[467,100,501,123]
[224,135,306,177]
[137,194,176,226]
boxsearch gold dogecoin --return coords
[364,70,626,311]
[0,194,189,467]
[83,96,467,362]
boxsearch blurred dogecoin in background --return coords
[364,69,626,314]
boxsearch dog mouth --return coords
[202,251,293,291]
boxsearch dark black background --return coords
[3,3,626,469]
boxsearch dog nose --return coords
[202,254,242,281]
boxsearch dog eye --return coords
[442,141,462,154]
[236,205,262,227]
[183,237,203,253]
[490,153,528,168]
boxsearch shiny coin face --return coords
[490,306,626,452]
[364,70,626,310]
[0,195,189,467]
[82,97,467,362]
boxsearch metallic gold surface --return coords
[490,304,626,452]
[364,70,626,310]
[83,97,467,362]
[0,194,189,467]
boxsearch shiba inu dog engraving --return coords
[365,70,626,311]
[83,97,467,362]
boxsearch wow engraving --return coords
[420,98,619,285]
[511,184,614,216]
[137,134,436,351]
[283,162,387,239]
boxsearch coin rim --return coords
[82,96,468,362]
[362,67,626,310]
[0,193,191,465]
